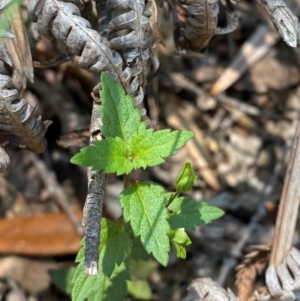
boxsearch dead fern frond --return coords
[27,0,159,120]
[170,0,238,57]
[106,0,159,115]
[27,0,138,97]
[236,245,271,301]
[253,248,300,301]
[173,0,219,57]
[0,44,46,155]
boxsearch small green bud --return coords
[169,229,192,259]
[176,162,197,193]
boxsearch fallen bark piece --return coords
[0,209,82,256]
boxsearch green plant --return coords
[66,73,224,301]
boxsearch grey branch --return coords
[83,101,107,276]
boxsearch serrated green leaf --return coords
[124,223,149,261]
[129,259,157,280]
[120,182,171,266]
[72,266,100,301]
[88,261,130,301]
[168,197,224,231]
[130,130,194,169]
[127,259,155,300]
[104,262,130,301]
[130,236,150,261]
[100,72,146,140]
[72,74,193,174]
[72,219,132,301]
[71,137,133,175]
[71,129,193,174]
[128,280,152,300]
[176,162,197,193]
[49,267,76,295]
[103,222,131,278]
[169,229,191,259]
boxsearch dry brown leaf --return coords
[236,245,271,301]
[0,209,83,256]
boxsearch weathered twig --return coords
[83,100,107,276]
[81,0,109,276]
[28,152,84,238]
[163,72,287,121]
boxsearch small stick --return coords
[164,72,287,121]
[83,0,109,276]
[269,120,300,266]
[29,152,84,237]
[83,101,107,276]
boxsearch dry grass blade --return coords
[4,4,34,89]
[251,120,300,301]
[235,245,270,301]
[0,44,47,154]
[209,24,278,96]
[269,121,300,267]
[165,98,220,190]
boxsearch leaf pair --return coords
[71,73,193,175]
[121,181,224,265]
